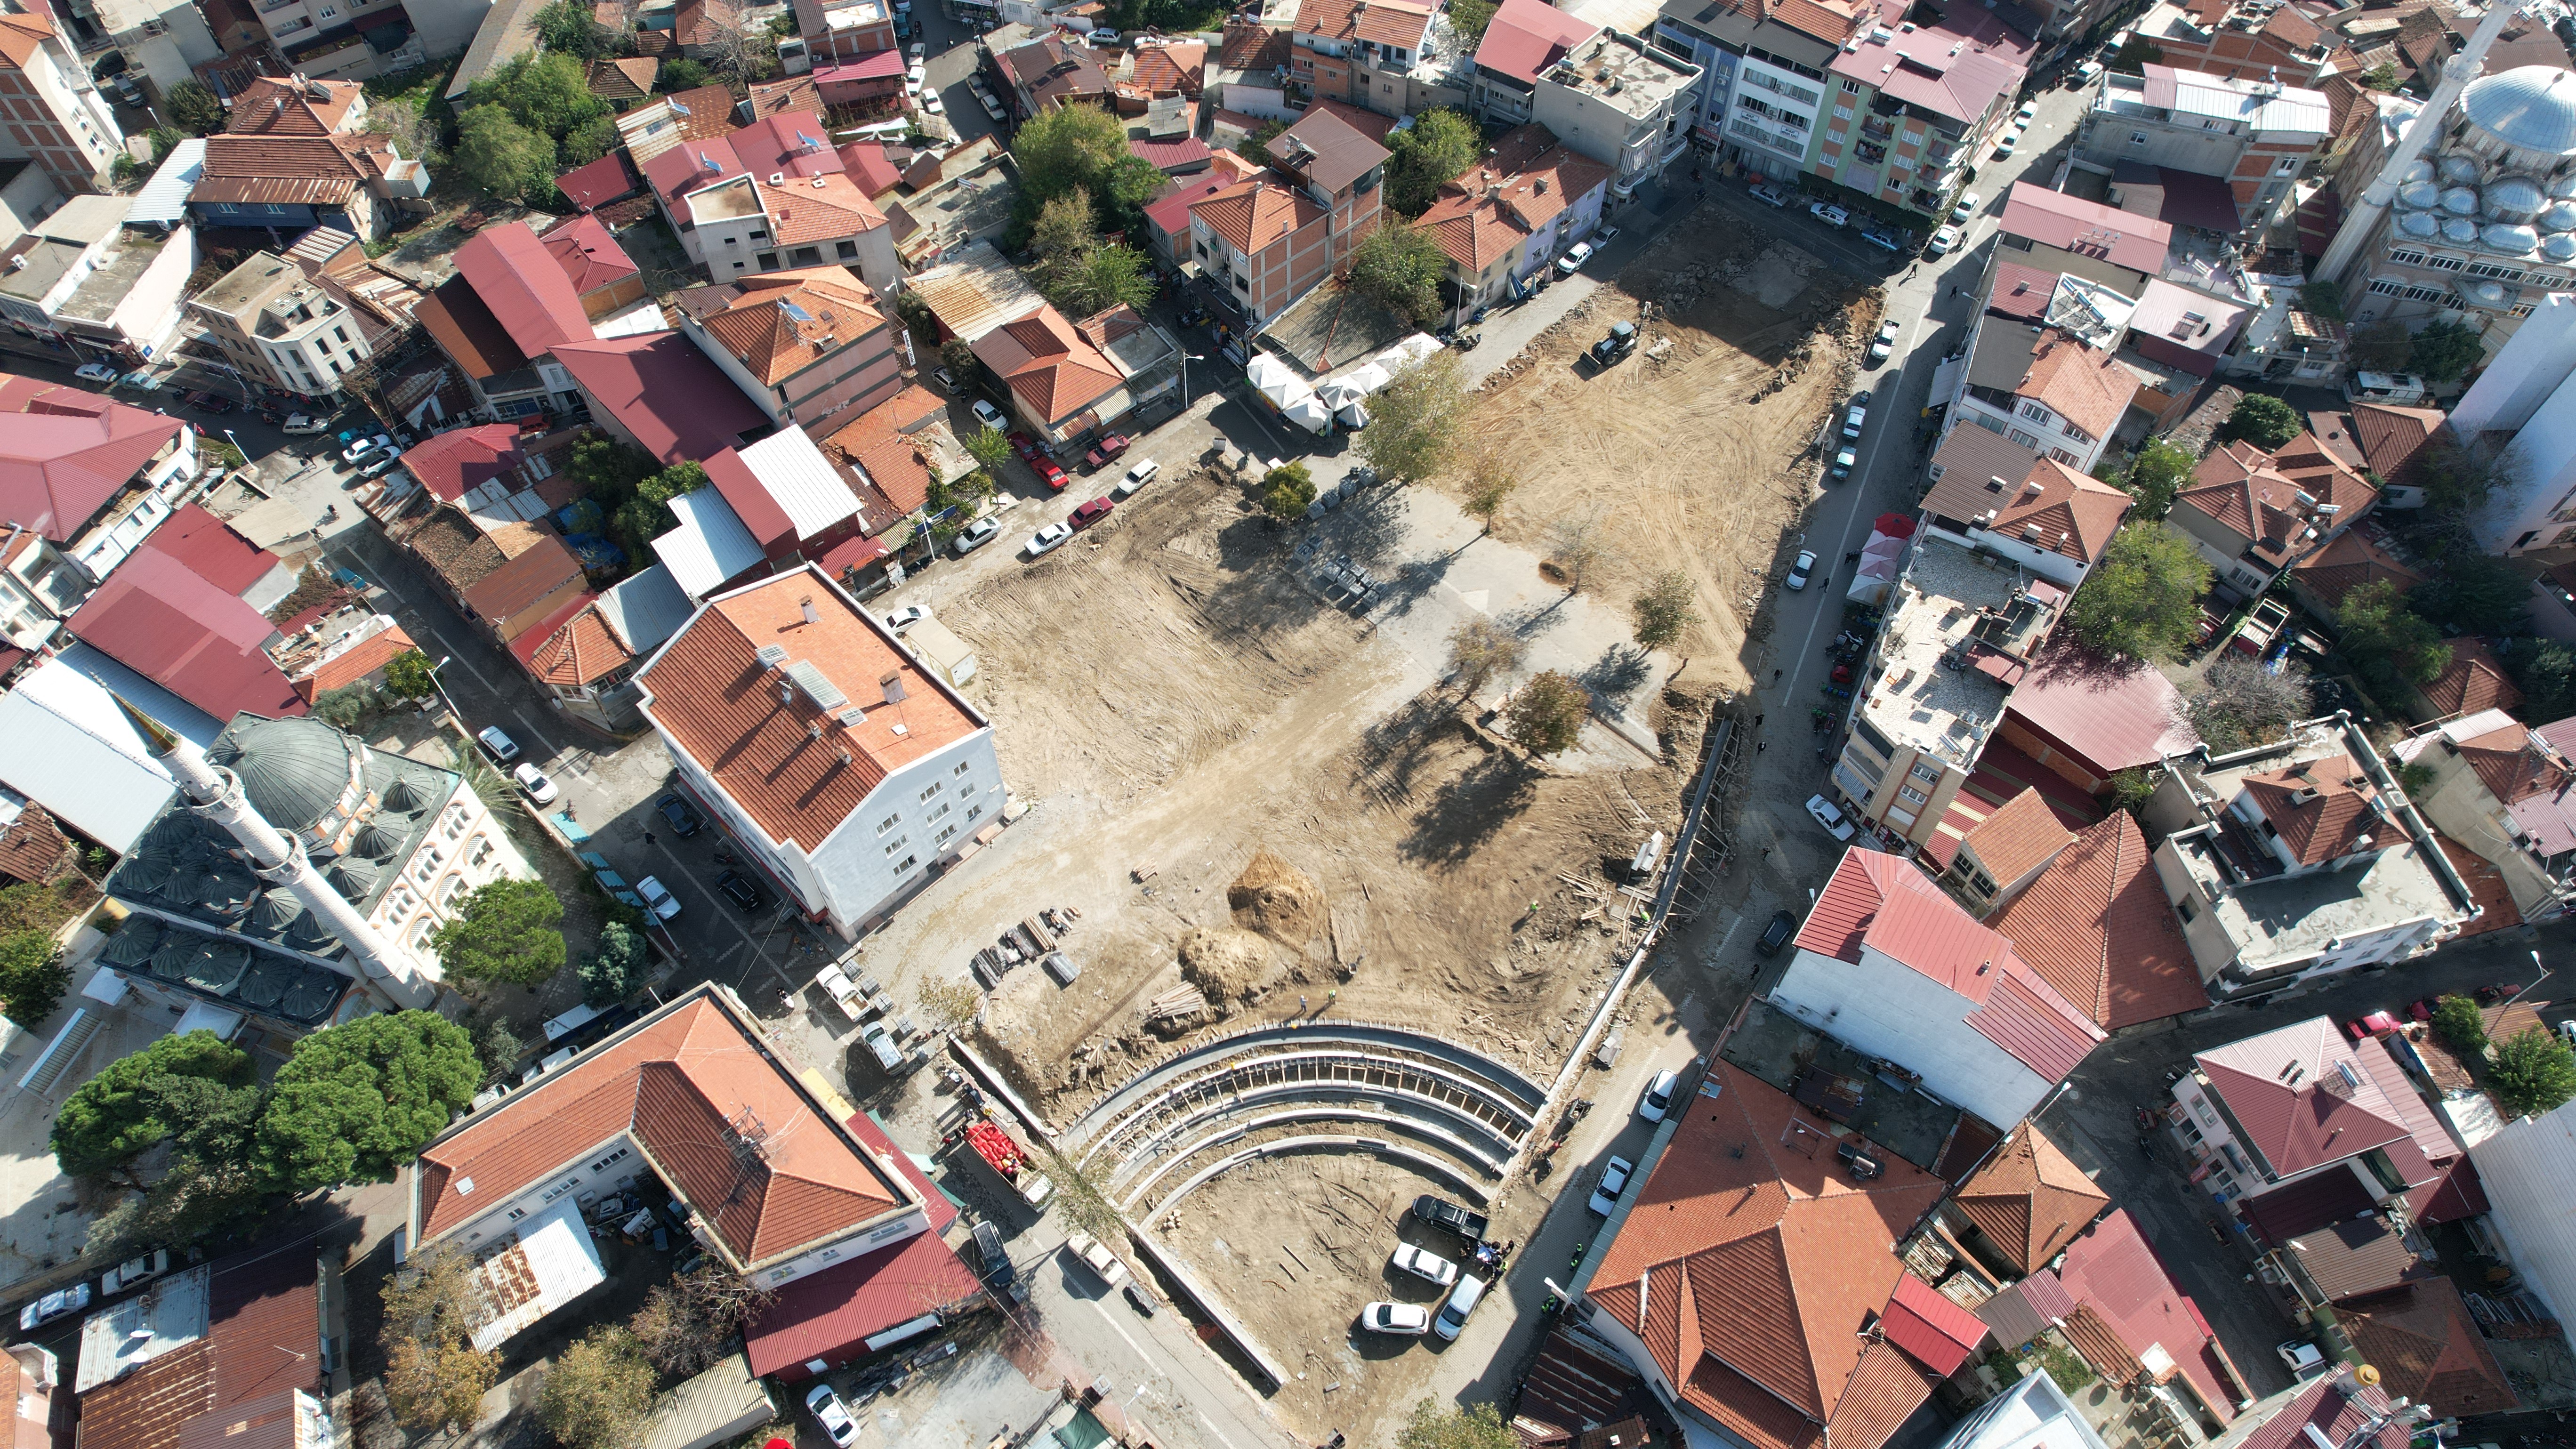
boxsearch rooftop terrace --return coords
[1719,998,1966,1172]
[1858,535,2057,773]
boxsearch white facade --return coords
[1529,30,1701,201]
[64,423,196,583]
[0,1,124,192]
[2466,1095,2576,1322]
[371,785,537,983]
[2462,297,2576,554]
[1953,390,2117,476]
[1767,942,2061,1127]
[1725,54,1821,171]
[1936,1368,2116,1449]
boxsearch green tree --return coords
[2298,279,2345,323]
[471,1014,523,1085]
[659,57,712,90]
[1260,460,1316,518]
[1446,616,1526,697]
[1631,570,1699,651]
[2220,393,2301,450]
[2414,551,2529,635]
[51,1030,253,1179]
[537,1326,657,1449]
[382,1245,496,1434]
[1383,107,1479,217]
[1052,242,1157,317]
[1506,671,1588,755]
[2118,437,2195,520]
[2185,656,2311,753]
[2361,61,2400,89]
[2334,579,2451,698]
[2064,523,2210,661]
[2109,35,2164,72]
[638,459,707,507]
[1355,351,1470,484]
[468,51,608,139]
[1446,0,1498,42]
[164,80,224,135]
[253,1011,482,1191]
[569,434,656,502]
[370,97,444,169]
[1009,103,1162,236]
[430,877,569,988]
[1397,1400,1518,1449]
[2431,994,2487,1055]
[563,112,620,167]
[580,920,648,1005]
[453,106,556,201]
[2417,436,2520,517]
[1345,218,1449,328]
[2506,637,2576,720]
[0,929,67,1028]
[535,0,605,56]
[2348,318,2413,373]
[1030,185,1096,264]
[2409,317,2486,384]
[2107,768,2156,819]
[2490,1027,2576,1117]
[964,425,1011,470]
[1246,116,1288,165]
[383,649,437,701]
[940,337,978,379]
[1461,450,1518,537]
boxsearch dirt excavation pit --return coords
[1455,205,1878,697]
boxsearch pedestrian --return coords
[1754,713,1765,726]
[1773,668,1783,681]
[1756,741,1767,752]
[1300,994,1309,1013]
[644,831,657,846]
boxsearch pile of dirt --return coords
[1177,926,1280,1006]
[1228,848,1323,945]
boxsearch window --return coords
[2422,253,2466,272]
[837,240,858,259]
[1910,762,1940,784]
[2008,427,2041,449]
[2403,284,2450,303]
[332,326,348,344]
[2512,302,2537,317]
[877,813,899,834]
[2387,248,2427,268]
[2467,262,2524,281]
[2274,156,2298,175]
[749,229,768,240]
[1842,78,1860,92]
[882,835,908,856]
[2049,447,2082,467]
[2016,399,2053,425]
[588,1146,631,1174]
[2177,894,2198,922]
[1968,870,1998,895]
[918,782,943,803]
[756,252,779,269]
[1898,785,1929,805]
[2369,277,2405,296]
[928,801,950,823]
[953,759,972,777]
[893,854,918,873]
[1833,104,1853,120]
[2130,131,2149,145]
[789,246,822,266]
[507,1207,526,1221]
[967,803,984,822]
[936,824,958,845]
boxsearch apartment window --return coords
[724,236,738,245]
[2512,302,2537,317]
[589,1146,631,1174]
[967,803,984,822]
[2387,248,2428,267]
[756,252,778,268]
[749,229,769,240]
[2049,447,2081,467]
[2422,253,2466,272]
[2008,427,2041,449]
[1910,762,1940,783]
[2016,399,2052,425]
[1899,785,1929,805]
[1841,78,1860,92]
[836,240,858,259]
[2130,131,2148,145]
[2177,894,2198,922]
[882,835,909,856]
[2466,262,2524,281]
[507,1207,526,1221]
[2274,156,2298,175]
[928,801,951,823]
[1832,104,1853,120]
[893,854,918,873]
[2402,284,2450,303]
[919,782,942,803]
[789,246,822,266]
[936,824,958,845]
[2368,277,2405,296]
[877,813,899,834]
[332,326,348,344]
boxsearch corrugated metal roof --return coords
[2195,1016,2413,1178]
[1878,1272,1987,1376]
[653,487,767,601]
[599,562,695,657]
[1974,1267,2074,1349]
[739,427,863,542]
[128,137,205,226]
[2141,64,2331,134]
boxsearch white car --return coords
[1786,549,1817,591]
[2277,1339,2327,1379]
[806,1384,860,1447]
[1748,182,1793,208]
[1842,395,1869,439]
[1089,26,1120,43]
[1868,319,1900,366]
[1926,224,1961,257]
[1638,1069,1678,1123]
[282,413,329,435]
[1806,793,1858,842]
[971,398,1008,430]
[74,362,117,385]
[341,433,393,464]
[923,89,944,114]
[953,516,1001,554]
[2073,58,2104,84]
[1556,241,1595,275]
[1950,191,1982,224]
[17,1283,88,1332]
[909,41,926,58]
[1063,1231,1129,1287]
[1587,1155,1635,1216]
[883,603,928,634]
[100,1248,170,1296]
[475,725,520,763]
[511,763,558,804]
[1389,1243,1458,1287]
[1809,201,1850,228]
[1360,1301,1432,1336]
[2014,102,2037,128]
[1112,459,1159,497]
[636,875,682,922]
[906,61,926,92]
[1993,131,2019,160]
[1025,521,1074,557]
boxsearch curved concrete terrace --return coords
[1079,1047,1533,1174]
[1118,1104,1505,1211]
[1152,1134,1495,1216]
[1063,1022,1545,1151]
[1103,1081,1518,1188]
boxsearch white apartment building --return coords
[0,1,123,196]
[0,195,195,362]
[638,564,1007,939]
[188,250,376,400]
[1529,29,1701,204]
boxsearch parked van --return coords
[1432,1276,1487,1340]
[2347,370,2429,405]
[838,119,910,145]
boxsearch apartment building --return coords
[1418,123,1611,311]
[242,0,421,81]
[2077,65,2330,234]
[1650,0,1852,183]
[1465,0,1595,128]
[2449,298,2576,555]
[675,266,904,431]
[190,250,377,401]
[2392,709,2576,927]
[1814,0,2031,225]
[0,373,193,606]
[0,193,194,362]
[1529,28,1699,204]
[639,113,898,295]
[1918,426,2133,588]
[2126,0,2342,86]
[187,131,431,241]
[53,0,218,94]
[1947,322,2138,475]
[0,2,123,195]
[1188,105,1388,322]
[2165,432,2374,595]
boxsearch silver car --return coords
[1024,521,1073,557]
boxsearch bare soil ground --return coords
[1449,217,1879,695]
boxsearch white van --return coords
[1432,1275,1487,1340]
[838,119,910,145]
[2347,370,2429,405]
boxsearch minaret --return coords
[115,699,435,1010]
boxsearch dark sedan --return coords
[656,793,704,837]
[716,870,766,912]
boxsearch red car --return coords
[1085,433,1131,467]
[1035,459,1069,491]
[1069,496,1116,528]
[1008,430,1046,465]
[2344,1011,2405,1041]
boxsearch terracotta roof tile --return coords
[1587,1063,1945,1449]
[527,597,634,687]
[2351,402,2447,490]
[1190,177,1324,253]
[2292,526,2423,612]
[588,56,660,101]
[1417,124,1613,274]
[700,267,886,385]
[970,305,1123,424]
[2337,1279,2518,1417]
[1959,787,2073,887]
[2018,337,2138,443]
[1220,14,1290,69]
[1951,1125,2109,1273]
[2194,1017,2412,1178]
[1127,40,1206,95]
[0,802,70,885]
[2055,1211,2240,1421]
[226,76,365,135]
[1823,1339,1938,1447]
[417,992,910,1271]
[2239,750,2383,864]
[819,385,950,516]
[636,566,981,849]
[1293,0,1434,47]
[1988,812,2207,1030]
[297,623,417,700]
[2419,637,2523,718]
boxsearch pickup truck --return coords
[1063,1232,1129,1287]
[1412,1195,1489,1243]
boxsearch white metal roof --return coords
[2142,64,2329,135]
[0,650,219,853]
[653,488,767,601]
[739,426,863,541]
[125,138,204,228]
[598,562,695,656]
[465,1195,607,1352]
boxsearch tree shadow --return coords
[1576,644,1653,704]
[1399,747,1542,868]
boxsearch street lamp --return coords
[2499,950,2552,1013]
[422,655,464,730]
[219,427,244,475]
[1179,352,1207,409]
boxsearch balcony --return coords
[1855,141,1885,165]
[1860,118,1893,142]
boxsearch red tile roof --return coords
[1959,787,2072,888]
[417,990,910,1272]
[970,306,1124,425]
[2018,337,2139,443]
[698,267,886,386]
[1879,1272,1988,1376]
[551,332,768,466]
[0,801,68,885]
[1950,1125,2109,1273]
[540,214,642,299]
[1921,451,2132,568]
[2351,402,2447,491]
[1293,0,1434,48]
[456,222,598,363]
[297,622,416,700]
[1132,136,1215,173]
[0,375,185,542]
[2055,1211,2240,1423]
[66,550,303,721]
[837,140,902,196]
[227,76,364,135]
[2336,1279,2518,1417]
[819,385,950,517]
[1586,1063,1946,1449]
[2239,751,2386,865]
[743,1109,980,1379]
[523,595,635,688]
[747,75,822,121]
[1127,40,1207,95]
[462,534,586,639]
[636,566,982,850]
[1191,177,1325,254]
[2231,1380,2412,1449]
[1988,812,2207,1030]
[145,503,281,599]
[398,423,527,503]
[1473,0,1599,84]
[2419,637,2523,719]
[2292,526,2423,612]
[2003,645,2197,779]
[1419,124,1613,275]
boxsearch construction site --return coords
[856,208,1868,1435]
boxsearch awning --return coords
[1928,354,1965,409]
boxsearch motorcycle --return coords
[1819,684,1852,699]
